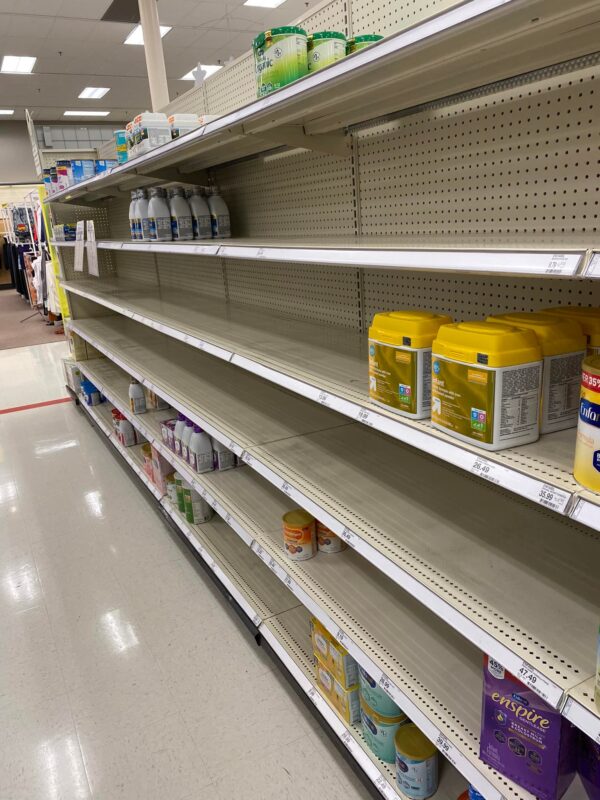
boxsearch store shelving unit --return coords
[47,0,600,795]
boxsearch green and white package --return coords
[307,31,346,72]
[253,27,308,98]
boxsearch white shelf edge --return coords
[73,357,543,800]
[562,694,600,745]
[71,327,576,716]
[51,240,587,277]
[63,283,575,525]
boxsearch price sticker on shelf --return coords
[224,513,233,526]
[470,457,500,484]
[587,253,600,277]
[283,574,293,589]
[268,558,278,573]
[537,483,570,513]
[281,481,292,496]
[517,662,553,703]
[545,254,572,276]
[374,776,396,800]
[356,408,374,426]
[252,613,262,627]
[435,733,458,767]
[340,731,353,750]
[335,628,349,648]
[379,673,392,693]
[307,687,319,705]
[256,248,265,258]
[251,540,263,558]
[340,527,356,548]
[242,451,254,466]
[200,487,208,499]
[317,391,330,406]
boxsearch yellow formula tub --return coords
[431,321,542,450]
[543,306,600,355]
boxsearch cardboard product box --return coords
[480,656,577,800]
[151,445,172,495]
[314,655,361,724]
[62,358,82,392]
[580,735,600,800]
[310,616,358,689]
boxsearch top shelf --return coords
[45,0,600,204]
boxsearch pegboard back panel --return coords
[114,251,159,286]
[51,201,115,282]
[107,195,133,241]
[204,54,257,116]
[213,148,355,237]
[224,259,360,328]
[41,149,96,169]
[162,85,208,117]
[362,271,600,326]
[156,254,227,300]
[355,59,600,246]
[349,0,461,38]
[296,0,349,36]
[58,246,115,283]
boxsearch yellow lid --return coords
[433,320,542,368]
[487,312,586,357]
[583,354,600,374]
[369,310,453,349]
[395,723,437,761]
[542,307,600,346]
[359,694,408,725]
[283,509,315,528]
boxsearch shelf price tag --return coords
[471,457,500,484]
[517,662,552,702]
[435,733,458,767]
[251,540,264,558]
[281,481,293,496]
[252,613,262,627]
[356,408,374,427]
[267,557,278,573]
[74,220,85,272]
[317,391,330,406]
[545,254,572,275]
[538,483,570,513]
[335,628,349,648]
[242,451,254,466]
[283,574,293,589]
[256,248,265,258]
[587,253,600,277]
[224,512,233,526]
[340,527,356,548]
[340,731,354,750]
[307,687,319,705]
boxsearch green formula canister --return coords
[347,34,383,54]
[307,31,346,72]
[253,27,308,98]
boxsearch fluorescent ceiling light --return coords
[64,110,110,117]
[244,0,287,6]
[0,109,15,115]
[1,55,36,74]
[124,24,171,45]
[78,87,110,99]
[180,64,222,80]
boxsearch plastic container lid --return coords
[542,307,600,346]
[254,26,307,48]
[394,723,436,761]
[352,34,383,42]
[487,312,586,357]
[309,30,346,41]
[369,310,453,349]
[360,695,408,725]
[434,320,542,367]
[283,509,315,528]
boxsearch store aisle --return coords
[0,350,374,799]
[0,340,69,409]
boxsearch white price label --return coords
[242,451,254,466]
[471,457,500,484]
[374,775,395,799]
[340,527,356,548]
[587,253,600,277]
[317,390,330,406]
[562,697,573,716]
[251,540,264,558]
[252,613,261,627]
[379,673,392,693]
[340,731,353,749]
[224,513,232,525]
[256,248,265,258]
[268,558,277,572]
[209,560,217,571]
[200,487,207,498]
[356,408,374,426]
[517,662,551,702]
[335,628,348,647]
[435,733,458,766]
[228,440,237,451]
[538,483,569,513]
[284,574,293,589]
[281,481,292,496]
[546,254,571,275]
[307,687,319,704]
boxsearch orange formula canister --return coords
[283,509,316,561]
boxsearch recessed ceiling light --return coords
[0,109,15,115]
[1,55,36,74]
[78,87,110,99]
[243,0,287,7]
[124,24,171,45]
[64,110,110,117]
[180,65,222,80]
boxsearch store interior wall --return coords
[0,122,37,183]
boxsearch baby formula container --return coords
[574,356,600,493]
[253,27,308,98]
[128,190,139,240]
[133,111,171,155]
[316,521,346,553]
[211,437,235,470]
[488,312,585,434]
[360,696,409,764]
[43,168,52,192]
[168,186,193,241]
[128,378,146,414]
[81,379,101,406]
[183,482,213,524]
[168,114,200,139]
[358,666,402,716]
[206,189,231,238]
[307,31,346,72]
[56,160,72,191]
[180,418,194,463]
[189,188,213,240]
[431,321,542,450]
[174,472,186,513]
[347,34,383,54]
[165,473,177,505]
[369,310,453,419]
[189,426,214,473]
[148,187,172,241]
[315,658,361,724]
[118,415,136,447]
[173,413,186,456]
[395,724,439,800]
[136,188,150,241]
[283,509,316,561]
[543,307,600,355]
[114,130,128,163]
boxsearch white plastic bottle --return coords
[169,187,193,241]
[211,437,235,470]
[173,413,186,456]
[207,189,231,238]
[128,378,146,414]
[189,426,214,473]
[148,187,172,241]
[118,416,136,446]
[180,418,194,463]
[189,188,212,240]
[129,190,139,240]
[137,188,151,241]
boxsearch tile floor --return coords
[0,343,375,800]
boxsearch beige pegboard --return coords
[294,0,349,36]
[204,54,257,116]
[349,0,460,37]
[162,85,208,117]
[224,259,360,328]
[362,272,600,325]
[355,59,600,246]
[107,195,133,241]
[213,148,355,237]
[41,149,96,169]
[156,254,227,300]
[115,251,160,286]
[51,202,115,282]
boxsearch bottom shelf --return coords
[78,394,468,800]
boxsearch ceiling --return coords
[0,0,320,122]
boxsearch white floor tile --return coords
[0,341,69,408]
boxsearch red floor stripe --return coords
[0,397,72,415]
